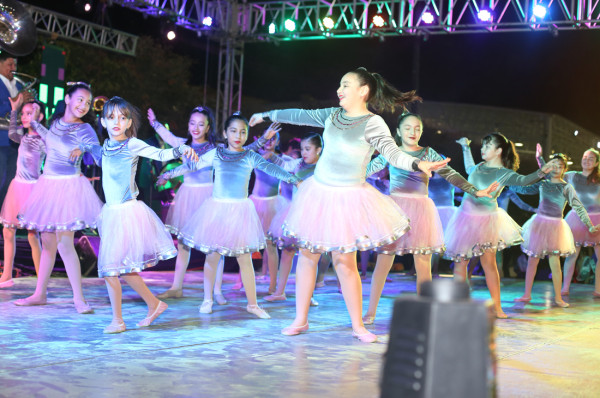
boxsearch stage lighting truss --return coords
[113,0,600,41]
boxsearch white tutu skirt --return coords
[179,197,266,256]
[250,194,288,236]
[165,182,213,235]
[376,194,445,255]
[437,206,458,231]
[444,204,523,261]
[282,177,410,253]
[565,210,600,247]
[0,178,37,228]
[18,174,103,232]
[267,202,298,249]
[521,214,575,258]
[97,200,177,277]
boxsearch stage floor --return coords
[1,271,599,398]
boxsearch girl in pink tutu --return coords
[449,133,559,318]
[249,68,450,342]
[0,95,45,288]
[249,126,288,292]
[177,113,300,319]
[149,108,277,303]
[78,97,196,333]
[15,82,102,313]
[512,153,598,308]
[362,113,498,324]
[537,147,600,297]
[264,132,322,303]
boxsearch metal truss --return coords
[113,0,600,41]
[26,5,138,55]
[216,38,244,124]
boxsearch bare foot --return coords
[555,299,570,308]
[514,296,531,303]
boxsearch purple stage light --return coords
[533,5,547,18]
[422,12,434,24]
[478,9,492,22]
[203,16,213,27]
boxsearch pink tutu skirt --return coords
[267,202,298,249]
[437,206,457,231]
[282,177,410,253]
[521,214,575,258]
[444,203,523,261]
[0,178,37,228]
[18,174,103,232]
[375,194,445,255]
[97,200,177,277]
[565,210,600,247]
[165,182,213,235]
[250,194,288,235]
[179,197,266,256]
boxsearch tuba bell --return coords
[92,96,109,113]
[0,71,38,129]
[0,0,37,56]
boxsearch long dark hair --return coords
[221,113,249,143]
[351,67,422,113]
[187,106,217,146]
[102,96,141,138]
[394,112,422,146]
[482,132,520,171]
[584,148,600,184]
[50,83,96,128]
[301,132,323,149]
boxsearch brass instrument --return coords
[92,96,109,113]
[0,0,37,56]
[0,72,38,129]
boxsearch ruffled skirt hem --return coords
[165,182,213,235]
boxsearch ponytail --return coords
[352,67,422,113]
[482,132,520,171]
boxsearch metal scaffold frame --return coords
[27,5,138,55]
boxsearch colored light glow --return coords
[597,141,600,149]
[53,87,64,105]
[478,9,492,22]
[514,142,524,147]
[323,17,334,30]
[533,5,547,18]
[372,15,385,28]
[84,3,91,12]
[574,130,579,136]
[39,83,48,103]
[284,19,296,32]
[203,16,213,27]
[167,30,176,40]
[422,12,434,24]
[268,23,276,34]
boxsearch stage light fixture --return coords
[166,30,176,40]
[514,142,524,147]
[203,16,213,27]
[422,12,434,24]
[372,14,385,27]
[323,16,335,30]
[574,130,579,136]
[596,141,600,149]
[478,9,492,22]
[284,19,296,32]
[533,5,547,18]
[268,23,276,34]
[84,3,92,12]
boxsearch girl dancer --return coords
[264,132,322,302]
[449,133,558,318]
[176,113,300,318]
[537,147,600,297]
[0,95,45,287]
[148,108,277,301]
[249,67,450,342]
[512,153,598,307]
[15,82,102,313]
[362,113,498,324]
[78,97,196,333]
[249,126,288,292]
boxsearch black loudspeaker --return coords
[76,235,100,277]
[381,280,496,398]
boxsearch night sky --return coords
[21,1,600,133]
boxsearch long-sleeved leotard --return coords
[8,111,45,182]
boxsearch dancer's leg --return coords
[593,246,600,297]
[15,232,57,304]
[266,241,279,292]
[315,252,331,285]
[157,244,191,298]
[1,227,16,283]
[285,249,320,328]
[268,248,295,297]
[332,251,370,335]
[27,230,42,275]
[214,255,225,294]
[547,256,569,307]
[414,254,433,294]
[56,231,87,306]
[480,250,506,318]
[121,273,161,314]
[104,276,124,322]
[561,247,580,295]
[238,253,258,306]
[202,252,221,303]
[515,256,539,302]
[453,259,469,282]
[364,253,394,320]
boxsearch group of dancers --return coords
[1,68,599,342]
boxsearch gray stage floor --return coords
[1,271,599,397]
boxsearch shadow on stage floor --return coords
[1,272,599,397]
